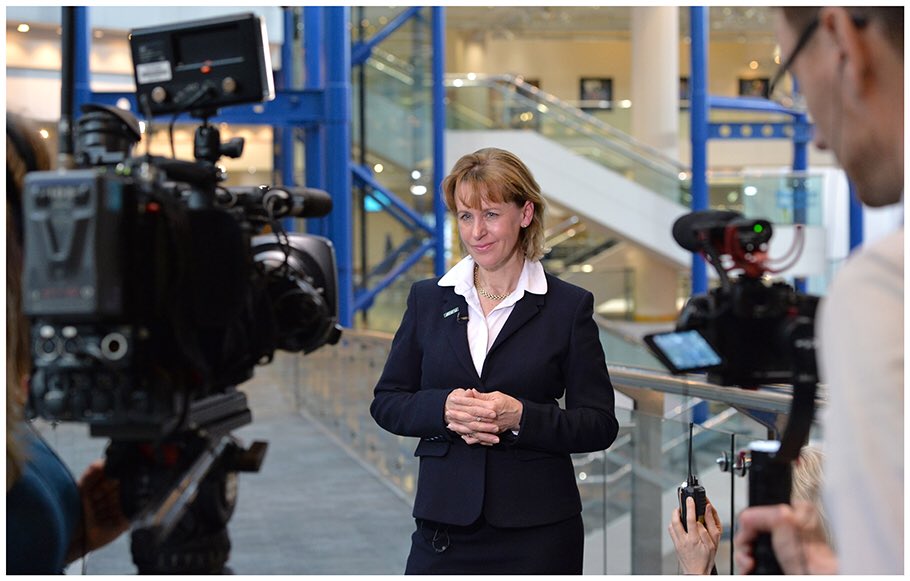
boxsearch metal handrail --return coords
[446,73,691,177]
[446,81,688,186]
[609,365,826,415]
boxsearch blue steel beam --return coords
[353,239,435,312]
[352,165,435,236]
[351,6,422,65]
[432,7,447,276]
[88,90,326,125]
[708,95,804,117]
[707,122,803,140]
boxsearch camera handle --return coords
[747,316,818,574]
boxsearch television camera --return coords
[21,12,341,573]
[645,209,820,574]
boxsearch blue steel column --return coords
[72,7,92,121]
[278,7,298,232]
[791,109,809,292]
[848,182,864,251]
[689,7,709,294]
[304,7,328,238]
[324,7,354,327]
[432,7,447,276]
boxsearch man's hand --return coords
[733,501,837,574]
[66,460,130,563]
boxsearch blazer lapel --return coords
[486,292,545,359]
[441,291,479,382]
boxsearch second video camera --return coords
[645,210,819,387]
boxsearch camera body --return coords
[676,277,818,386]
[647,210,819,387]
[22,13,342,441]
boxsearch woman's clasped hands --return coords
[444,388,523,446]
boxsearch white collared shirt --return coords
[438,256,548,377]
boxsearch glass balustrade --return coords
[287,330,823,575]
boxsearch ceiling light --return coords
[744,185,758,196]
[17,24,30,33]
[410,185,427,196]
[373,163,384,173]
[411,170,421,180]
[39,129,49,139]
[749,60,759,70]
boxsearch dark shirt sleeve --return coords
[7,428,81,574]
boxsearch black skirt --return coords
[405,513,584,575]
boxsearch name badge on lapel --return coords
[443,307,459,319]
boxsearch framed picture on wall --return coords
[679,76,690,108]
[738,77,770,98]
[579,77,613,108]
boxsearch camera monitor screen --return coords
[643,329,722,375]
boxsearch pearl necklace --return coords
[474,265,512,301]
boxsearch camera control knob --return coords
[151,86,167,104]
[222,76,238,94]
[43,374,69,416]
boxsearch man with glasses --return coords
[733,7,903,575]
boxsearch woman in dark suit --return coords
[370,147,618,574]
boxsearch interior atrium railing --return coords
[285,329,824,575]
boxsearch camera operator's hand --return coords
[668,497,722,574]
[733,500,837,575]
[66,460,130,563]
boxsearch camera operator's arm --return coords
[733,501,837,575]
[65,460,130,564]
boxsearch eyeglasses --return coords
[769,15,869,106]
[768,19,820,98]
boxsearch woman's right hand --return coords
[444,388,500,445]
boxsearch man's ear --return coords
[821,7,874,98]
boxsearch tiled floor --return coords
[38,363,415,575]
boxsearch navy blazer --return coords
[371,273,619,528]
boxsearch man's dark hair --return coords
[781,7,903,55]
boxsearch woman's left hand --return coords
[446,388,522,446]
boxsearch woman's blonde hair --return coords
[792,445,831,545]
[7,114,52,490]
[441,148,548,261]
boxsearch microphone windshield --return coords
[672,210,742,251]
